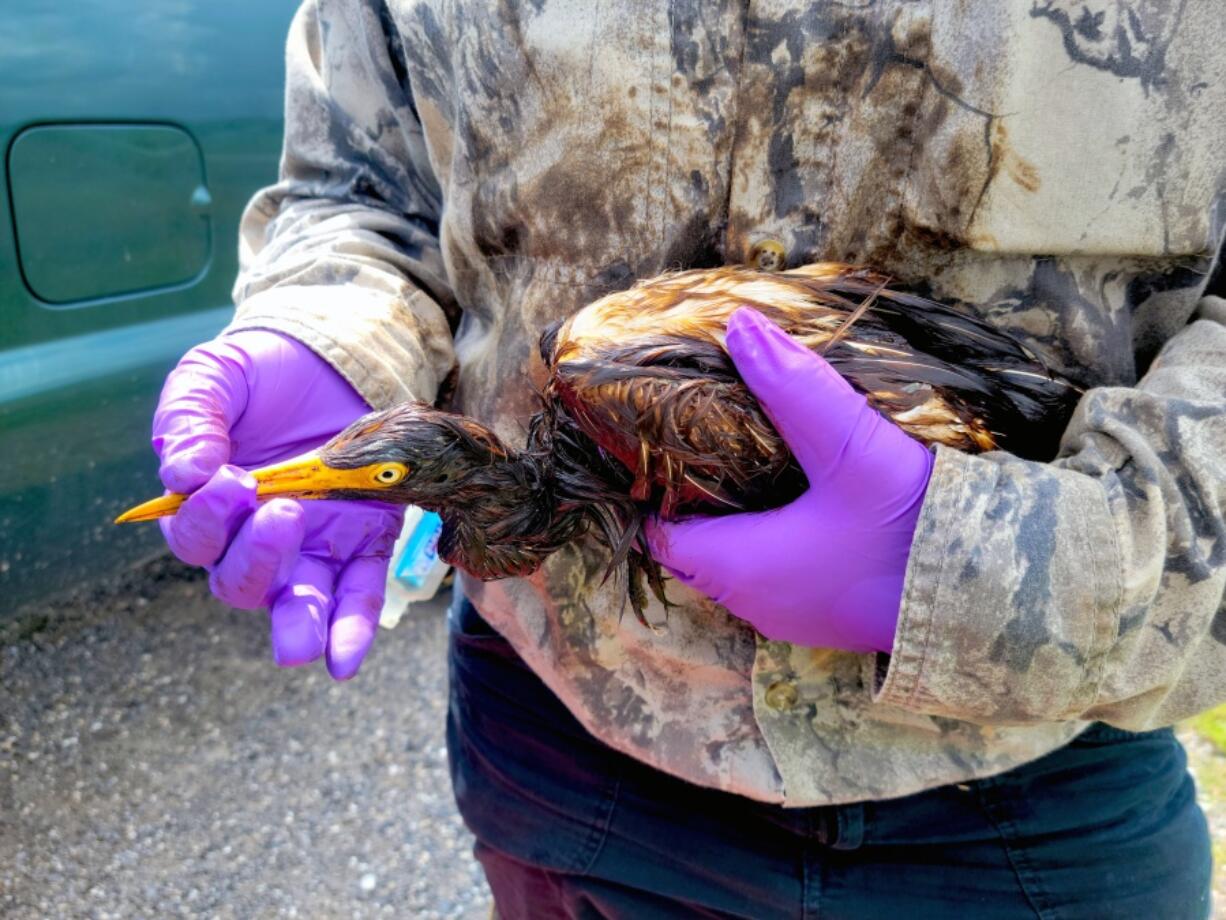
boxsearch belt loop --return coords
[812,807,833,846]
[831,802,865,851]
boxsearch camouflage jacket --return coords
[229,0,1226,805]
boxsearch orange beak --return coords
[113,452,390,523]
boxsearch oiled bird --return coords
[118,262,1082,626]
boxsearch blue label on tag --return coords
[394,511,443,588]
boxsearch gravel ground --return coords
[3,558,1223,918]
[0,559,490,919]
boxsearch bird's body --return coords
[119,262,1082,625]
[544,263,1076,522]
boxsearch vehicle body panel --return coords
[0,0,297,607]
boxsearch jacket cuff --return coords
[871,445,1123,723]
[223,284,454,410]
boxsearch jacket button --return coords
[764,680,799,711]
[749,239,787,272]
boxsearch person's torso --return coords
[390,0,1226,804]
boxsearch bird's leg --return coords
[626,549,667,635]
[626,561,650,629]
[639,550,673,611]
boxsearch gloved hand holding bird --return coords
[118,262,1080,643]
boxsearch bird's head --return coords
[115,403,516,523]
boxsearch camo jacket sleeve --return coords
[879,293,1226,729]
[225,0,456,410]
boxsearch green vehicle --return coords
[0,1,299,609]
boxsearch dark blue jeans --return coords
[446,593,1212,919]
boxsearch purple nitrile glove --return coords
[152,330,404,679]
[645,307,935,654]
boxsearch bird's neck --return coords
[414,406,639,583]
[429,448,581,581]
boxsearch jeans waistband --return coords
[448,589,1183,852]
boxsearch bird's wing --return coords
[551,330,804,518]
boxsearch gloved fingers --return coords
[152,341,250,493]
[325,554,392,681]
[268,555,336,667]
[159,465,259,567]
[208,499,306,610]
[642,515,746,597]
[641,517,685,572]
[657,561,698,587]
[724,307,866,477]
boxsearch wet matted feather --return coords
[543,263,1079,523]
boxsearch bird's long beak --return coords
[114,452,375,523]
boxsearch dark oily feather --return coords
[546,264,1081,521]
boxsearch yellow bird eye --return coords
[373,463,407,486]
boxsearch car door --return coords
[0,0,299,608]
